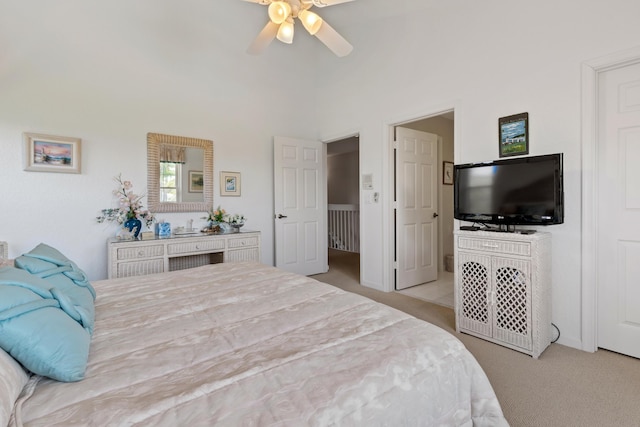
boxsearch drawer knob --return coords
[138,250,144,257]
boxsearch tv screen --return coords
[454,153,564,226]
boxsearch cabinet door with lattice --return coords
[492,257,532,351]
[457,252,492,338]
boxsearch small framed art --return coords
[23,132,82,174]
[220,171,241,196]
[188,170,203,193]
[443,161,454,185]
[499,112,529,157]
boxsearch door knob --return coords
[433,213,439,218]
[277,214,288,219]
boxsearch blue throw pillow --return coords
[0,267,91,382]
[14,243,95,334]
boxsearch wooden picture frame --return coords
[188,170,203,193]
[443,161,454,185]
[23,132,82,174]
[499,112,529,157]
[220,171,241,196]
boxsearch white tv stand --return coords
[454,229,552,358]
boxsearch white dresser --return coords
[454,230,552,358]
[107,231,261,279]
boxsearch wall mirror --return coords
[147,132,213,213]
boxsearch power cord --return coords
[551,323,560,343]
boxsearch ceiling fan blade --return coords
[314,20,353,57]
[305,0,356,7]
[247,21,279,55]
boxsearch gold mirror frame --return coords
[147,133,214,213]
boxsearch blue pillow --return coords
[0,267,91,382]
[14,243,95,334]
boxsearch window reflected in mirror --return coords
[160,162,178,202]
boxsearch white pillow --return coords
[0,348,29,427]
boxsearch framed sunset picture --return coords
[23,132,82,173]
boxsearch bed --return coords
[1,243,508,426]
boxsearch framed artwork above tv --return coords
[499,112,529,157]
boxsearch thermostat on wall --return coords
[362,173,373,190]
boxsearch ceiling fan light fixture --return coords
[245,0,354,56]
[276,18,295,44]
[268,1,292,25]
[298,9,323,35]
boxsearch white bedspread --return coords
[17,262,507,426]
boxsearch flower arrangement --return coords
[201,207,246,233]
[96,174,155,228]
[228,214,246,225]
[203,205,227,224]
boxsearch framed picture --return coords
[220,171,241,196]
[443,161,454,185]
[499,112,529,157]
[188,170,203,193]
[23,132,82,174]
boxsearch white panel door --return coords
[395,127,438,290]
[274,136,328,276]
[597,61,640,358]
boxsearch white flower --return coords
[96,174,155,228]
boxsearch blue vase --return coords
[124,218,142,239]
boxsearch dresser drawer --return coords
[227,236,259,249]
[167,239,225,255]
[117,259,164,278]
[458,237,531,257]
[116,244,164,261]
[226,247,260,262]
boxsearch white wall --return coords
[328,152,359,205]
[312,0,640,350]
[0,0,320,280]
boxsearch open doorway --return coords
[393,112,455,308]
[326,136,360,283]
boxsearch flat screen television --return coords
[454,153,564,228]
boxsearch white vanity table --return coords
[107,230,261,279]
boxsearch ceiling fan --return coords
[242,0,355,57]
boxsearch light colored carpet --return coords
[312,250,640,427]
[397,271,455,308]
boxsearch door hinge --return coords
[393,261,398,270]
